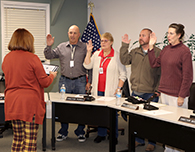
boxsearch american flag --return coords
[81,13,101,53]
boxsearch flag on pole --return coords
[81,13,101,53]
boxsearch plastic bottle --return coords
[60,84,66,100]
[116,88,121,106]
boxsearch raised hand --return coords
[149,32,157,50]
[84,40,94,65]
[86,40,94,53]
[46,34,54,46]
[122,34,131,44]
[149,32,157,46]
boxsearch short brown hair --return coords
[101,32,114,42]
[8,28,35,53]
[142,28,153,34]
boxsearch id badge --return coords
[99,67,103,74]
[70,60,74,67]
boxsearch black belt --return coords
[62,75,85,80]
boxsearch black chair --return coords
[122,79,130,97]
[0,73,12,138]
[188,83,195,111]
[85,113,125,138]
[85,80,130,138]
[121,80,130,121]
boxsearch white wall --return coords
[88,0,195,82]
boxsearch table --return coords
[49,92,117,152]
[45,93,195,152]
[111,101,195,152]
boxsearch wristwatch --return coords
[118,86,122,90]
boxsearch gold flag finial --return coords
[88,2,95,14]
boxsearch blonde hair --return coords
[8,28,35,53]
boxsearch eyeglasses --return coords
[101,40,110,43]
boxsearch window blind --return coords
[3,7,46,60]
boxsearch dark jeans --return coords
[132,91,158,146]
[97,91,118,138]
[58,75,86,136]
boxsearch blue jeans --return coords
[58,75,86,136]
[132,91,158,146]
[97,91,118,138]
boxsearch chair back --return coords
[0,73,5,93]
[122,79,130,97]
[188,83,195,110]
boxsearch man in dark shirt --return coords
[44,25,92,143]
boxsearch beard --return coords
[139,40,149,46]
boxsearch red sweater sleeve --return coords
[178,51,193,98]
[148,49,161,68]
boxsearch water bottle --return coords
[60,84,66,100]
[116,88,121,106]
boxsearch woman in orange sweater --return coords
[2,28,57,152]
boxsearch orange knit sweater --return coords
[2,50,54,124]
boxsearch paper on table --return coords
[143,109,173,116]
[97,97,116,101]
[151,102,167,107]
[75,94,89,98]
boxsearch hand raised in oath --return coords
[122,34,131,44]
[86,40,94,53]
[46,34,55,46]
[149,32,157,50]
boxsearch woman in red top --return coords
[2,28,57,152]
[84,32,126,144]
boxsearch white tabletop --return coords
[49,92,195,129]
[110,98,195,129]
[44,92,49,102]
[49,92,114,107]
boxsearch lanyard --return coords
[70,45,76,60]
[100,57,109,67]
